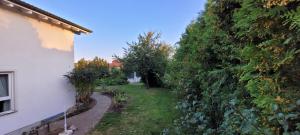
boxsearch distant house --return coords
[109,60,122,70]
[108,60,141,83]
[0,0,91,134]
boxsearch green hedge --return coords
[166,0,300,134]
[97,68,128,86]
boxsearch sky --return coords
[24,0,206,62]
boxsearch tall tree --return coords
[117,32,172,88]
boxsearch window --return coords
[0,72,14,115]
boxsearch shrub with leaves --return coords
[101,88,128,112]
[98,68,128,86]
[65,68,99,104]
[76,57,109,77]
[167,0,300,134]
[65,56,108,104]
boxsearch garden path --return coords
[42,92,111,135]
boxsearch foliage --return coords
[92,84,178,135]
[97,68,128,86]
[65,57,109,104]
[65,68,99,104]
[75,57,109,77]
[166,0,300,134]
[116,32,173,88]
[101,87,128,112]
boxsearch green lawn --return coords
[91,84,178,135]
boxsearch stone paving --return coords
[43,92,111,135]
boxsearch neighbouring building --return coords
[0,0,92,134]
[109,60,122,70]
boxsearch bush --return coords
[66,56,110,104]
[167,0,300,134]
[101,88,128,112]
[106,76,128,86]
[65,68,99,104]
[96,68,128,86]
[76,57,109,77]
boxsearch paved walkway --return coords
[46,92,111,135]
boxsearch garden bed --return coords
[67,98,96,118]
[101,88,128,113]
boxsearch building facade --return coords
[0,0,91,134]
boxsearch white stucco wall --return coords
[0,8,76,134]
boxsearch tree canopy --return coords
[117,32,172,88]
[75,57,109,77]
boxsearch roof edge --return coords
[4,0,92,34]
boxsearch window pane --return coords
[0,74,9,97]
[0,100,11,112]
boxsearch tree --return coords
[75,57,109,77]
[167,0,300,134]
[89,57,109,77]
[75,58,89,70]
[117,32,172,88]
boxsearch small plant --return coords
[101,88,118,97]
[101,88,128,112]
[112,92,128,112]
[114,92,127,104]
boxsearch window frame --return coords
[0,72,15,116]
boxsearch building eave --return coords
[1,0,92,34]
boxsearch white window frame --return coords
[0,72,15,116]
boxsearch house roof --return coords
[1,0,92,34]
[109,60,122,68]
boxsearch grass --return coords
[91,84,178,135]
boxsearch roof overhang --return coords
[1,0,92,34]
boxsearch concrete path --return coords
[47,92,111,135]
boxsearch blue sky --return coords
[24,0,206,62]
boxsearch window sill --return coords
[0,110,17,117]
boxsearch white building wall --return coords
[0,8,76,134]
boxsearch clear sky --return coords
[24,0,206,62]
